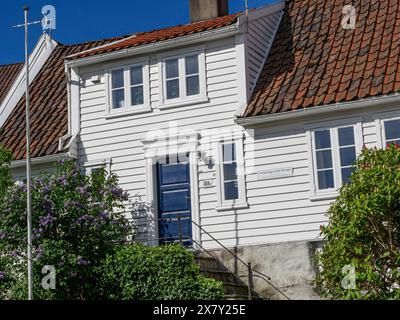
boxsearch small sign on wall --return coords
[257,168,293,180]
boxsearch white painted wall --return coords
[77,36,246,248]
[245,10,283,95]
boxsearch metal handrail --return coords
[129,214,291,300]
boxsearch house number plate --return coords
[257,168,293,180]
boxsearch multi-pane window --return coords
[163,53,202,103]
[338,127,357,184]
[109,63,147,112]
[383,119,400,145]
[216,137,248,210]
[185,55,200,96]
[314,130,334,190]
[312,126,358,192]
[130,66,144,106]
[111,68,125,109]
[165,58,180,100]
[222,143,239,200]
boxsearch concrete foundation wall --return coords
[203,240,324,300]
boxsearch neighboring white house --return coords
[2,0,400,299]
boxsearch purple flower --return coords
[10,251,18,258]
[99,211,109,219]
[0,271,6,281]
[39,214,56,227]
[110,187,123,197]
[76,256,91,266]
[0,232,6,240]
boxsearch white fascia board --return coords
[246,0,285,21]
[10,153,66,169]
[0,33,58,128]
[236,93,400,126]
[65,24,243,68]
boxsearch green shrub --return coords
[316,144,400,299]
[98,243,224,300]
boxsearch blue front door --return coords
[157,158,192,245]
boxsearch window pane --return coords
[131,86,144,106]
[340,146,356,167]
[112,89,125,108]
[166,59,179,79]
[130,66,143,85]
[111,69,124,88]
[224,181,239,200]
[316,150,333,169]
[185,55,199,75]
[318,170,334,190]
[223,143,236,162]
[166,79,180,99]
[315,130,331,149]
[338,127,355,146]
[223,162,237,181]
[341,167,354,184]
[186,75,200,96]
[385,119,400,141]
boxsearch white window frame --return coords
[214,133,248,211]
[306,118,363,201]
[158,47,208,110]
[105,58,151,118]
[374,111,400,149]
[83,158,112,177]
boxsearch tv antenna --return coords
[11,5,56,301]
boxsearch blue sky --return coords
[0,0,273,65]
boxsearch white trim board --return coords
[0,33,57,129]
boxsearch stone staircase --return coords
[195,255,265,300]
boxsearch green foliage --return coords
[0,159,131,300]
[316,144,400,300]
[98,243,224,300]
[0,146,12,198]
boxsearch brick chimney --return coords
[189,0,229,23]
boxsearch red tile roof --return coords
[244,0,400,118]
[66,13,241,60]
[0,63,23,105]
[0,38,123,161]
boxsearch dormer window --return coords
[106,59,150,117]
[160,48,207,109]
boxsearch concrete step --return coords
[195,255,265,300]
[194,256,227,272]
[200,269,244,285]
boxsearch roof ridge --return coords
[0,62,24,68]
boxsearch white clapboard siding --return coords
[246,11,282,94]
[76,14,391,250]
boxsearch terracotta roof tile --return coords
[244,0,400,118]
[0,63,23,105]
[0,37,122,161]
[67,13,241,61]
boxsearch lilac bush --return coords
[0,158,131,300]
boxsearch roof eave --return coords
[236,93,400,126]
[65,23,243,68]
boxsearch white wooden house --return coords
[1,0,400,299]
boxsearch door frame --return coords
[142,132,201,248]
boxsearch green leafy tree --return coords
[0,159,131,300]
[0,146,12,198]
[316,144,400,299]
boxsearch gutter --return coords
[10,154,66,169]
[65,24,243,68]
[235,93,400,126]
